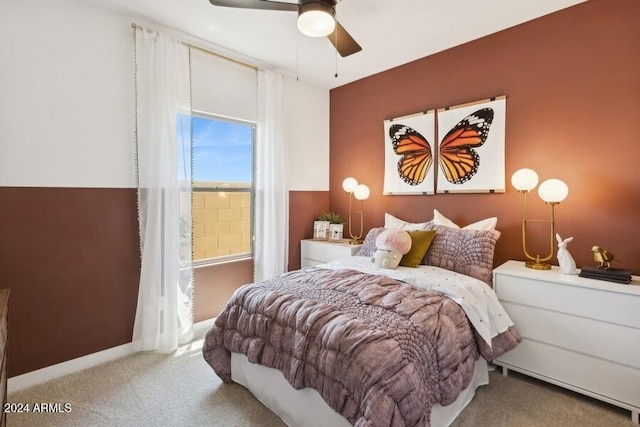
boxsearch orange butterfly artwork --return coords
[389,124,433,186]
[438,107,494,184]
[390,108,494,186]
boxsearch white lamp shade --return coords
[342,177,358,193]
[297,8,335,37]
[354,184,370,201]
[538,179,568,203]
[511,168,539,191]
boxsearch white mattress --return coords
[231,352,489,427]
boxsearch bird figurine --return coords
[592,246,616,270]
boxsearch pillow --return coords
[422,223,500,285]
[399,230,437,268]
[433,209,497,231]
[375,229,412,254]
[355,227,387,256]
[384,213,432,231]
[371,229,412,270]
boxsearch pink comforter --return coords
[203,267,520,427]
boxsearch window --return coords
[190,112,255,264]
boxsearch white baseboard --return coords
[7,342,137,394]
[7,318,216,394]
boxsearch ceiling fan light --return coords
[297,3,335,37]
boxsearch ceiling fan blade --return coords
[209,0,297,12]
[327,20,362,57]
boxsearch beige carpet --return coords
[8,336,632,427]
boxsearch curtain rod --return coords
[131,23,258,72]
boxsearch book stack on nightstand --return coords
[300,239,362,268]
[578,266,632,284]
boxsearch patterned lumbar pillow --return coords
[422,223,500,285]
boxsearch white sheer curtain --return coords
[254,70,288,282]
[133,26,193,352]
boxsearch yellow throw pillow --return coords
[400,230,437,268]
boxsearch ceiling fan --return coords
[208,0,362,57]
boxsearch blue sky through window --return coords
[190,115,253,184]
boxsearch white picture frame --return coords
[313,221,330,240]
[383,110,436,195]
[436,97,506,193]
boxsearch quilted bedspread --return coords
[203,267,520,427]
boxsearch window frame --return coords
[191,110,256,267]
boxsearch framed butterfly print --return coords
[383,110,436,195]
[436,96,506,193]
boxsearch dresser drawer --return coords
[494,274,640,329]
[300,239,361,266]
[302,259,324,267]
[497,339,640,408]
[302,242,345,263]
[502,301,640,369]
[493,262,640,420]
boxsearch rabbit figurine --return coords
[556,233,577,275]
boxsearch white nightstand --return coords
[300,239,362,268]
[493,260,640,424]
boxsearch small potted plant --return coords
[315,212,343,242]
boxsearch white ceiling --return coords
[90,0,585,90]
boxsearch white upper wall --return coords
[0,0,135,188]
[0,0,329,191]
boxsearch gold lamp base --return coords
[525,260,551,270]
[524,254,552,270]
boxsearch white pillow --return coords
[384,213,431,231]
[433,209,497,231]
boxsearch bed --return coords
[203,220,521,426]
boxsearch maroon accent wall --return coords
[288,191,330,271]
[329,0,640,274]
[0,187,140,377]
[193,258,253,321]
[0,187,326,377]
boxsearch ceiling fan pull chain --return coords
[334,17,338,78]
[296,32,300,81]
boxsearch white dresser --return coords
[300,239,362,268]
[493,260,640,424]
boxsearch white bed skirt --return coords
[231,352,489,427]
